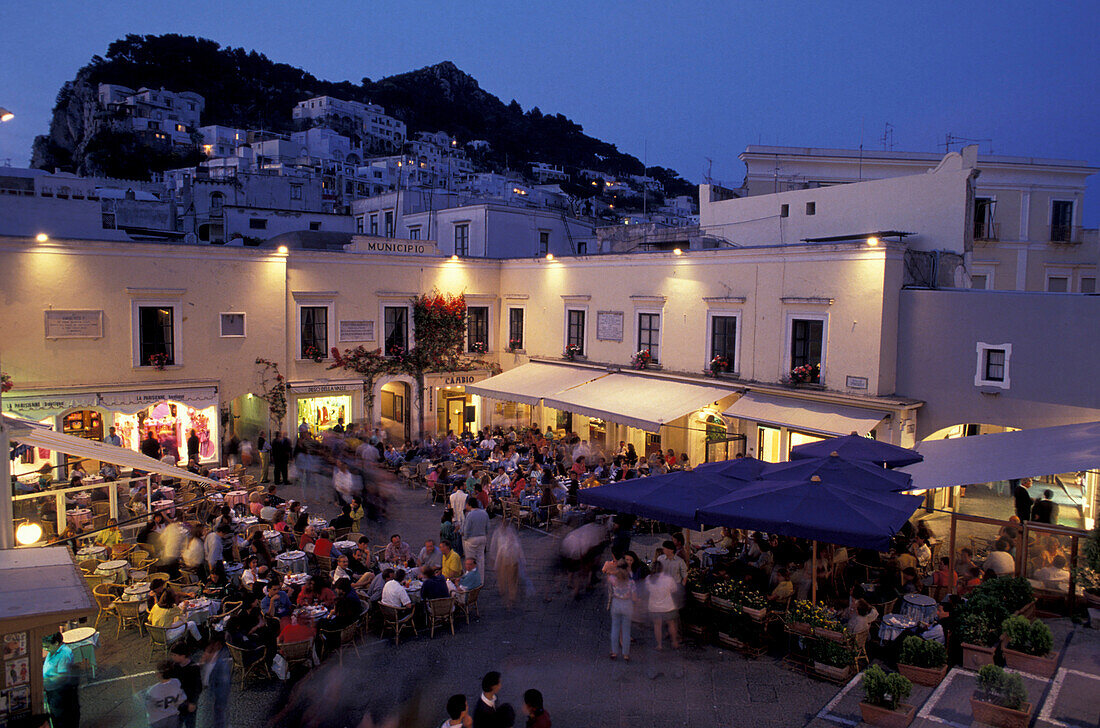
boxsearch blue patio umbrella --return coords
[789,434,923,469]
[758,451,915,492]
[577,457,767,529]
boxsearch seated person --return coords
[1034,555,1070,590]
[95,518,124,554]
[240,557,268,593]
[225,594,276,660]
[845,599,878,634]
[958,566,983,596]
[417,539,444,573]
[329,504,355,532]
[420,566,452,601]
[380,570,412,609]
[147,590,203,644]
[312,529,334,559]
[332,554,354,583]
[982,539,1016,577]
[363,569,392,602]
[260,580,293,620]
[383,534,412,565]
[296,575,337,608]
[768,568,794,603]
[440,540,462,580]
[899,567,921,594]
[248,491,264,518]
[347,537,373,576]
[931,556,957,596]
[298,525,317,553]
[202,562,236,601]
[456,557,483,592]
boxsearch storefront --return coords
[287,379,365,436]
[3,392,99,477]
[424,371,491,437]
[100,385,221,464]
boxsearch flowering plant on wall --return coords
[508,338,523,352]
[255,358,288,426]
[789,362,821,384]
[1,372,12,393]
[563,344,583,361]
[303,345,325,363]
[469,341,487,354]
[631,349,653,370]
[709,355,729,376]
[148,352,170,370]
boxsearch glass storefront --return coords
[114,400,218,463]
[296,394,352,435]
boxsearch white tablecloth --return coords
[277,551,308,574]
[901,593,937,623]
[264,530,284,554]
[68,508,92,529]
[78,545,109,559]
[152,499,175,517]
[96,559,130,583]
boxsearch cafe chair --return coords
[454,586,482,625]
[146,624,184,659]
[379,604,417,646]
[315,554,332,579]
[92,583,121,632]
[83,573,108,591]
[851,628,871,671]
[79,558,105,573]
[277,637,315,674]
[227,643,272,689]
[426,597,455,637]
[146,572,171,585]
[332,526,352,540]
[114,598,146,639]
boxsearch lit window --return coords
[566,310,585,355]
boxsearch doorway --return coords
[62,409,104,476]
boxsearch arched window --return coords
[210,191,225,215]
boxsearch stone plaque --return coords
[338,320,374,342]
[44,310,103,339]
[846,375,869,390]
[596,311,624,342]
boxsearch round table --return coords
[158,486,176,501]
[307,516,328,530]
[122,583,151,602]
[62,627,100,677]
[209,467,230,479]
[225,490,249,508]
[333,540,358,555]
[67,508,92,529]
[180,597,214,624]
[152,499,175,517]
[406,581,423,603]
[284,572,310,588]
[878,613,918,643]
[62,626,97,645]
[207,492,225,503]
[77,545,109,560]
[293,605,329,625]
[264,530,284,554]
[95,559,130,584]
[277,550,308,574]
[72,492,92,507]
[901,593,938,623]
[700,547,729,569]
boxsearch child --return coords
[144,660,187,728]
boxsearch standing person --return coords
[106,426,123,447]
[463,499,490,582]
[1013,478,1034,523]
[226,433,241,468]
[522,689,551,728]
[472,671,515,728]
[1032,489,1059,524]
[186,429,200,463]
[258,431,271,483]
[141,430,162,460]
[271,431,292,485]
[493,524,523,610]
[42,632,79,728]
[200,633,233,728]
[647,561,681,650]
[607,561,636,661]
[144,660,187,728]
[442,694,473,728]
[656,540,688,587]
[167,643,202,728]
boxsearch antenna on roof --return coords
[704,157,713,186]
[880,123,895,151]
[941,133,994,154]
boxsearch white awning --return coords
[901,421,1100,491]
[540,374,736,432]
[722,391,889,436]
[465,363,607,406]
[4,414,221,488]
[100,385,219,412]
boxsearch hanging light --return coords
[16,521,43,546]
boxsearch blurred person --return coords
[42,632,80,728]
[493,524,523,609]
[647,560,681,650]
[144,660,187,728]
[523,689,551,728]
[200,632,233,728]
[607,560,636,661]
[168,643,201,728]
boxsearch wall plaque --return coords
[44,310,103,339]
[338,320,375,342]
[596,311,624,342]
[846,375,869,390]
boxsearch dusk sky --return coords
[1,1,1098,221]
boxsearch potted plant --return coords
[1001,615,1058,678]
[708,354,729,376]
[859,665,916,728]
[897,636,948,687]
[631,349,653,370]
[784,599,838,636]
[1,371,13,392]
[957,611,999,669]
[709,579,738,611]
[507,337,523,352]
[971,664,1031,728]
[736,585,768,621]
[788,362,821,386]
[563,343,582,361]
[148,352,170,370]
[811,639,855,682]
[303,345,325,363]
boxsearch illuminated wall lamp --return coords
[16,521,43,546]
[866,236,879,246]
[36,233,48,243]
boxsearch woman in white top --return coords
[646,560,681,650]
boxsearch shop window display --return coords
[296,394,351,435]
[113,400,217,462]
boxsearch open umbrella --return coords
[758,451,914,492]
[789,434,923,469]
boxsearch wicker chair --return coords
[78,558,104,573]
[379,604,417,645]
[332,526,352,540]
[426,597,455,637]
[146,623,184,658]
[319,621,362,665]
[246,523,271,539]
[227,643,271,689]
[83,573,107,591]
[278,637,315,674]
[92,513,110,532]
[146,572,172,584]
[453,586,482,625]
[315,555,332,579]
[92,583,120,631]
[114,598,146,639]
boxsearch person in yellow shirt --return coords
[440,540,462,580]
[95,518,123,555]
[148,591,202,643]
[769,567,794,603]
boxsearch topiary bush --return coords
[898,636,947,668]
[1002,615,1053,656]
[957,611,999,647]
[812,639,855,668]
[976,664,1028,710]
[862,665,913,711]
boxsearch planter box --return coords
[961,641,997,670]
[741,605,767,621]
[689,590,709,604]
[859,702,916,728]
[1012,601,1036,619]
[787,622,813,636]
[969,696,1032,728]
[816,627,847,643]
[1002,646,1058,678]
[897,662,948,687]
[716,632,745,650]
[710,597,736,612]
[1084,589,1100,609]
[812,662,853,682]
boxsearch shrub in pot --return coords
[860,665,916,728]
[897,636,948,686]
[956,611,999,669]
[1001,615,1058,678]
[811,639,854,681]
[971,664,1031,728]
[1074,521,1100,607]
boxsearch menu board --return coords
[44,310,104,339]
[596,311,624,342]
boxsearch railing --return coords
[1050,225,1084,244]
[973,222,999,241]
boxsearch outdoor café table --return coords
[67,508,92,529]
[901,593,938,623]
[236,516,259,533]
[207,492,225,503]
[180,597,214,624]
[62,626,100,678]
[77,545,109,560]
[210,467,230,479]
[284,572,310,589]
[152,499,175,517]
[405,579,423,604]
[520,494,540,512]
[264,530,284,554]
[333,540,358,555]
[700,547,729,569]
[878,613,918,643]
[224,562,244,586]
[307,515,328,530]
[225,490,249,508]
[158,486,176,501]
[122,582,151,603]
[277,550,308,574]
[72,492,92,507]
[82,475,105,486]
[95,559,130,584]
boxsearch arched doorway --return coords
[61,408,104,476]
[378,379,412,444]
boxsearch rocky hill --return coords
[32,34,694,200]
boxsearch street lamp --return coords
[15,522,43,546]
[0,107,13,123]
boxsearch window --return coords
[805,201,816,215]
[300,306,328,359]
[209,192,224,214]
[566,309,585,355]
[577,241,587,255]
[291,185,302,200]
[1081,277,1096,294]
[384,306,408,354]
[408,227,421,240]
[1047,276,1069,293]
[467,306,489,352]
[219,312,245,337]
[975,342,1011,389]
[790,318,824,381]
[454,223,470,256]
[175,124,186,133]
[249,218,267,230]
[307,221,321,231]
[384,211,395,237]
[508,308,524,350]
[369,214,378,235]
[148,121,160,130]
[780,204,789,218]
[1050,200,1073,241]
[974,197,995,239]
[538,230,550,255]
[637,312,660,363]
[710,315,738,369]
[356,216,364,234]
[138,306,175,366]
[970,274,988,290]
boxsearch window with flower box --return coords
[467,306,489,353]
[508,308,524,351]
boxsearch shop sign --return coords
[289,382,364,394]
[426,371,489,388]
[355,240,439,256]
[44,310,103,339]
[339,320,375,342]
[2,393,98,418]
[99,386,219,411]
[596,311,624,342]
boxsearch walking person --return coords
[647,560,682,650]
[144,660,187,728]
[258,431,271,483]
[200,632,233,728]
[271,431,292,485]
[167,643,201,728]
[522,689,552,728]
[463,499,490,583]
[493,523,523,610]
[42,632,80,728]
[607,560,636,661]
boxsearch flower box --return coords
[859,702,916,728]
[689,590,709,605]
[710,596,736,612]
[813,662,853,682]
[816,627,847,643]
[788,622,813,636]
[716,632,744,650]
[961,641,997,670]
[741,605,767,621]
[897,662,948,687]
[1012,600,1036,619]
[969,697,1032,728]
[1002,646,1058,679]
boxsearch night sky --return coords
[1,0,1097,222]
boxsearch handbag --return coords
[271,653,289,680]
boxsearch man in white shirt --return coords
[656,540,688,586]
[1034,555,1070,590]
[982,539,1016,577]
[449,485,468,530]
[490,470,511,490]
[381,569,412,609]
[441,694,472,728]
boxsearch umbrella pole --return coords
[811,541,817,604]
